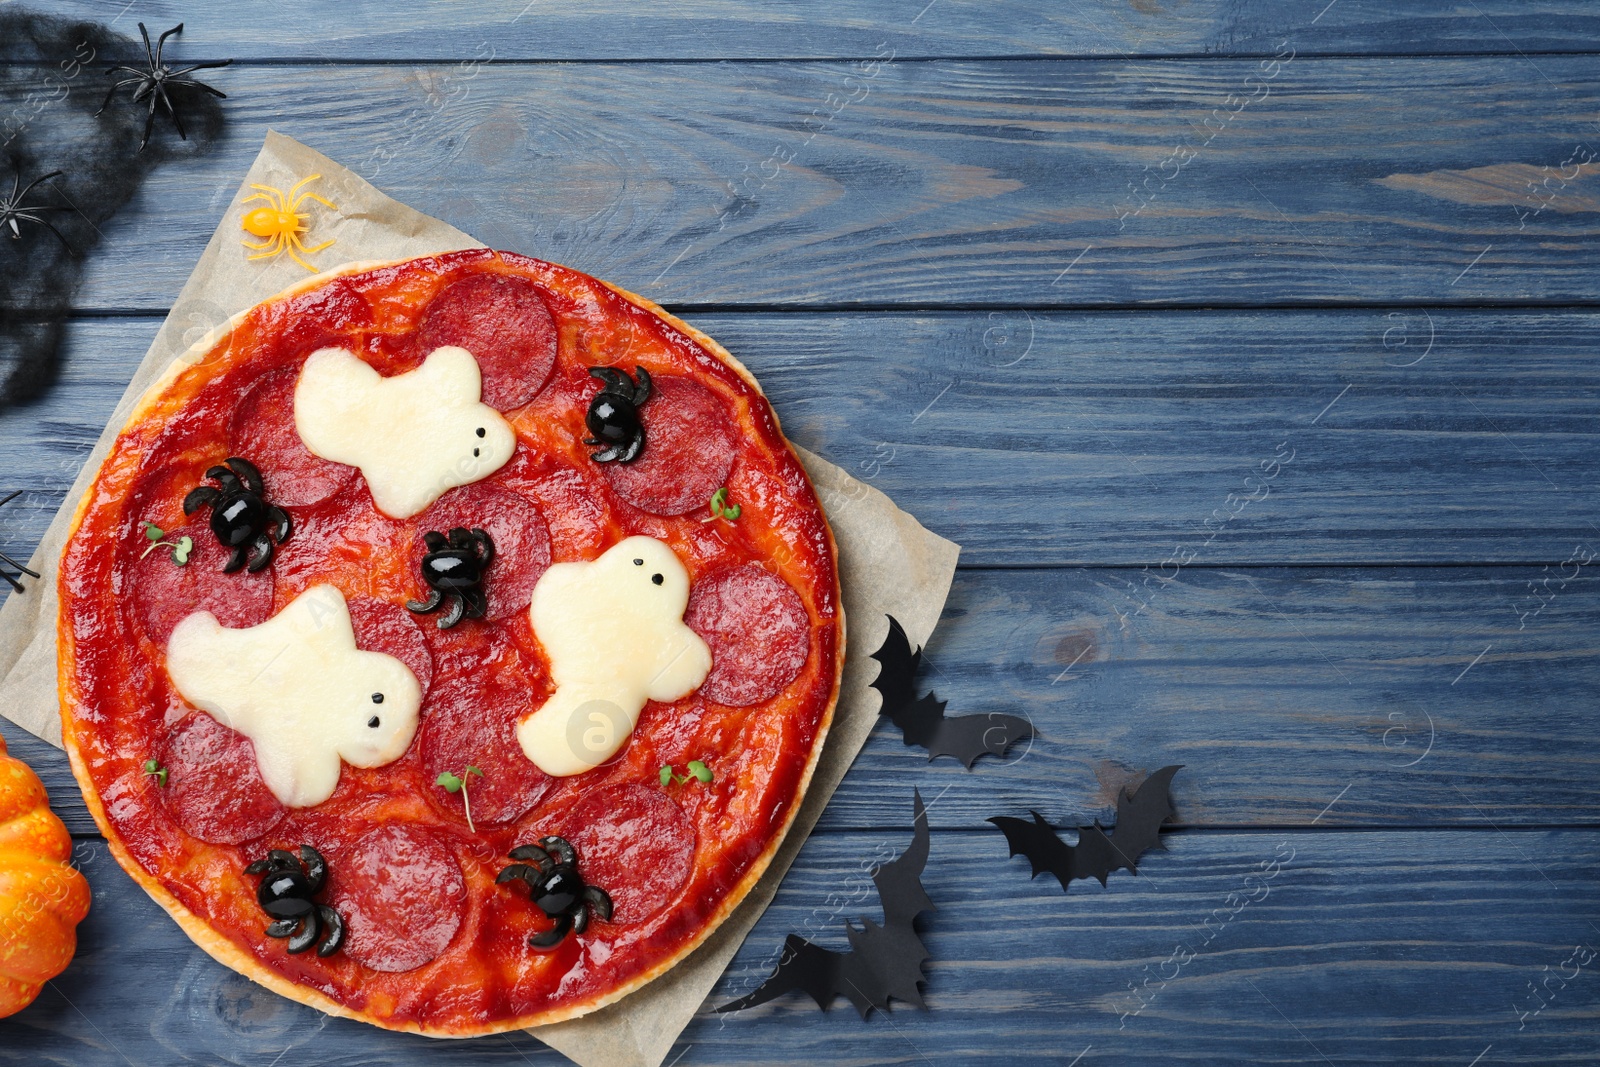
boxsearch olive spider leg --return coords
[267,505,293,543]
[508,843,556,873]
[406,588,444,613]
[301,846,327,894]
[245,534,275,573]
[529,912,573,950]
[583,886,614,922]
[286,908,322,954]
[181,484,220,515]
[539,837,577,866]
[226,457,266,496]
[472,528,495,569]
[437,594,467,630]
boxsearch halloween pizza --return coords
[56,249,843,1035]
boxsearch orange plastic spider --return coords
[240,174,337,273]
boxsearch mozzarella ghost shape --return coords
[294,345,516,519]
[165,585,422,808]
[519,536,712,776]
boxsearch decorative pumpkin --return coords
[0,729,91,1018]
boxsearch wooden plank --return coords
[34,0,1600,60]
[1,828,1595,1064]
[5,58,1598,311]
[2,310,1595,568]
[16,562,1600,834]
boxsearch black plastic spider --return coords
[95,22,231,152]
[407,527,495,629]
[0,490,40,594]
[182,457,292,573]
[0,169,73,252]
[244,846,346,957]
[584,365,652,463]
[496,836,614,949]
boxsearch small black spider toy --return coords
[496,835,614,949]
[182,457,292,573]
[583,365,652,463]
[0,169,73,253]
[96,22,231,152]
[0,490,40,594]
[243,845,345,957]
[407,526,494,630]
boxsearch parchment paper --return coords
[0,132,959,1067]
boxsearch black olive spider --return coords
[95,22,231,152]
[182,457,292,573]
[243,845,345,957]
[583,365,652,463]
[0,169,73,253]
[407,527,495,629]
[496,835,614,949]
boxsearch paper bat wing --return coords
[870,616,946,747]
[874,787,934,929]
[990,814,1125,890]
[841,918,932,1017]
[714,934,847,1013]
[1109,764,1182,869]
[872,615,1036,767]
[718,789,938,1017]
[926,710,1036,769]
[989,811,1071,885]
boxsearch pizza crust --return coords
[56,254,844,1036]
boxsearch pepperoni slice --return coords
[559,785,696,924]
[127,522,275,646]
[267,276,375,361]
[686,564,811,707]
[331,825,466,973]
[412,483,550,621]
[159,712,285,845]
[420,673,554,827]
[229,368,356,507]
[347,597,434,702]
[415,273,558,411]
[603,376,737,516]
[494,450,610,563]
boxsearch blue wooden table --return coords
[4,2,1600,1063]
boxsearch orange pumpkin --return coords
[0,729,91,1017]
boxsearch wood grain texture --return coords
[4,58,1598,311]
[1,828,1594,1065]
[15,562,1600,834]
[32,1,1600,60]
[2,310,1594,567]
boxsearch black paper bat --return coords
[716,788,934,1018]
[871,614,1034,768]
[989,765,1182,892]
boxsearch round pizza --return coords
[56,249,843,1035]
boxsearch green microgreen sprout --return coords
[659,760,714,787]
[436,765,485,833]
[140,522,193,565]
[143,758,168,788]
[704,486,741,523]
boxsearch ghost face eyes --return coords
[632,557,666,586]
